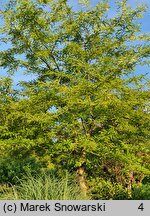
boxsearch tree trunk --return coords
[127,171,134,199]
[76,165,88,198]
[76,148,88,197]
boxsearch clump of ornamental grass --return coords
[0,172,89,200]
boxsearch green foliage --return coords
[0,0,150,198]
[0,156,42,184]
[89,178,128,200]
[142,175,150,184]
[0,172,87,200]
[132,184,150,200]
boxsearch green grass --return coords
[1,174,150,200]
[0,172,89,200]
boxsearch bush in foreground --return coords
[89,178,128,200]
[132,184,150,200]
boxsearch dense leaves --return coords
[0,0,150,199]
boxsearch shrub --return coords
[132,184,150,200]
[0,157,43,185]
[89,178,128,200]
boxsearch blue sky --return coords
[0,0,149,86]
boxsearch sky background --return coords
[0,0,149,86]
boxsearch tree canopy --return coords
[0,0,150,199]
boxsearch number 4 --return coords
[138,203,144,211]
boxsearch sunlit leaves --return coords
[0,0,150,190]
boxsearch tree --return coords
[0,0,150,198]
[0,76,50,183]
